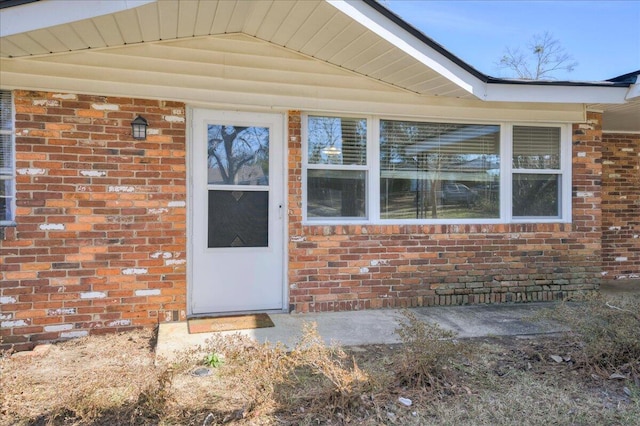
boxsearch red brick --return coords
[2,90,187,352]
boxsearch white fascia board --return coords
[484,83,630,104]
[625,84,640,101]
[0,0,157,37]
[327,0,486,97]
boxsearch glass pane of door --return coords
[207,125,269,185]
[207,123,270,248]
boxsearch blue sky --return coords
[383,0,640,81]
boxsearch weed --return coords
[290,322,373,416]
[204,352,224,368]
[203,333,294,417]
[394,309,464,390]
[132,366,174,421]
[191,323,375,422]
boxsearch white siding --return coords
[0,34,584,123]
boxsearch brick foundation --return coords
[602,132,640,280]
[1,91,187,351]
[286,111,603,312]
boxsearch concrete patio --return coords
[156,302,568,361]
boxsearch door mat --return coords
[188,313,275,334]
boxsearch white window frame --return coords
[507,123,572,223]
[302,113,372,223]
[0,90,15,226]
[301,114,572,225]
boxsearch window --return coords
[304,115,368,220]
[512,126,562,218]
[380,120,500,220]
[302,115,569,224]
[0,90,14,225]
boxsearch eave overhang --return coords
[0,0,637,110]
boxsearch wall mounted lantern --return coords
[131,115,148,140]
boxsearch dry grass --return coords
[394,309,464,390]
[2,296,639,425]
[0,330,164,425]
[538,292,640,378]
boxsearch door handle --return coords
[278,204,283,219]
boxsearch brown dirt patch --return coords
[2,329,638,425]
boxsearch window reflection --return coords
[207,125,269,185]
[380,120,500,219]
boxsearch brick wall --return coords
[1,97,608,350]
[602,132,640,280]
[287,111,603,312]
[1,91,187,351]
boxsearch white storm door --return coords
[190,109,285,315]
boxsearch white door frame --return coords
[186,107,288,317]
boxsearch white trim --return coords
[484,83,630,104]
[186,107,194,316]
[301,113,573,225]
[188,108,287,315]
[281,112,289,313]
[602,130,640,135]
[0,89,15,224]
[562,124,573,222]
[501,124,512,223]
[509,123,572,223]
[327,0,485,97]
[626,84,640,101]
[302,112,371,224]
[0,0,156,37]
[369,116,380,222]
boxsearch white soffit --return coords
[326,0,484,97]
[0,0,475,99]
[592,97,640,133]
[0,0,156,37]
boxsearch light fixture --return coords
[131,115,148,140]
[322,146,342,156]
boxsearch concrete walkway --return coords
[156,302,566,361]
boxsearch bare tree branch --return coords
[498,32,578,80]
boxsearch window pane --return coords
[380,120,500,219]
[207,124,269,185]
[307,170,366,218]
[307,116,366,165]
[513,174,559,217]
[0,90,13,223]
[0,91,10,131]
[513,126,560,169]
[0,179,11,221]
[0,133,12,175]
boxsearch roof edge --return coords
[0,0,39,10]
[362,0,636,90]
[361,0,489,82]
[607,70,640,84]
